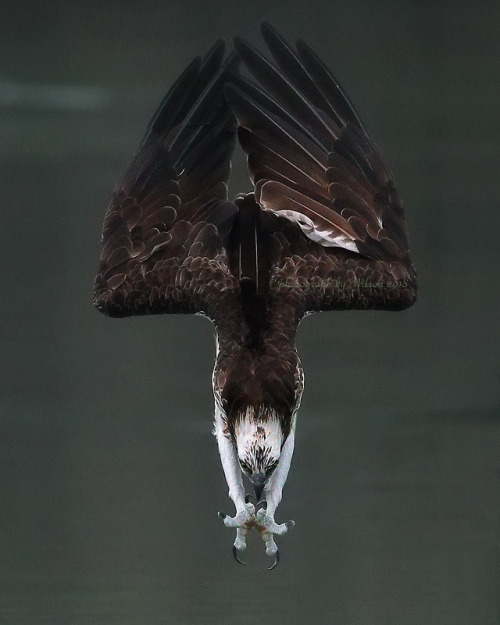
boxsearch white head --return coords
[233,405,284,499]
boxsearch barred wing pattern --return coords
[225,24,417,314]
[93,40,240,320]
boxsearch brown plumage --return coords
[93,25,417,564]
[94,40,240,322]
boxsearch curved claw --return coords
[217,511,226,520]
[244,493,257,505]
[232,545,247,565]
[268,549,280,571]
[256,499,267,511]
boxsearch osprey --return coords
[93,24,417,569]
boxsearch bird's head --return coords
[233,405,284,500]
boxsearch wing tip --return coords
[202,37,226,65]
[260,21,278,40]
[260,21,289,54]
[232,34,267,67]
[232,35,246,52]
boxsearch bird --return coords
[93,23,417,570]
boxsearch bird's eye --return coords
[265,462,278,476]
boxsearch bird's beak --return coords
[250,473,266,501]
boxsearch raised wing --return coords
[93,40,240,319]
[225,23,417,313]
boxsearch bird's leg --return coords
[255,425,296,557]
[214,413,256,555]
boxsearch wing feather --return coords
[227,23,417,312]
[94,42,240,319]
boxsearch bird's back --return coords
[214,194,303,436]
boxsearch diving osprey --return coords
[93,24,417,569]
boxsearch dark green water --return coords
[1,2,499,623]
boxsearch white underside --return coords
[213,405,246,513]
[213,404,297,517]
[213,404,297,555]
[263,413,296,517]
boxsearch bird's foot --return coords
[254,507,295,569]
[218,500,256,530]
[218,500,295,569]
[218,501,256,563]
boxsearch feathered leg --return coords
[214,406,256,557]
[256,420,296,557]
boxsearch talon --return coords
[256,507,267,521]
[245,493,257,505]
[256,500,267,511]
[268,549,280,571]
[217,511,226,520]
[285,520,295,531]
[232,545,247,565]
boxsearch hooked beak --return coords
[250,473,266,501]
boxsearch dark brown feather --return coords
[93,42,240,321]
[226,23,417,313]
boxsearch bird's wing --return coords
[225,23,417,315]
[93,40,240,320]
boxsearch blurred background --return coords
[1,1,499,623]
